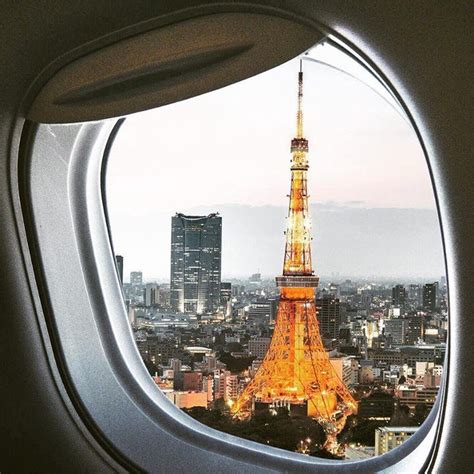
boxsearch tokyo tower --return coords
[232,61,357,453]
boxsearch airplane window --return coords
[105,40,447,460]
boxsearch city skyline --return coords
[115,45,447,461]
[115,202,444,282]
[107,45,443,281]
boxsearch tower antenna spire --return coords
[296,59,304,138]
[233,62,357,456]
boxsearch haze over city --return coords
[107,47,444,281]
[113,44,448,460]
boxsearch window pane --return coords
[106,41,447,460]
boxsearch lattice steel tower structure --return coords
[232,62,357,453]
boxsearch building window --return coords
[105,39,446,461]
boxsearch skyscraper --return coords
[144,283,159,307]
[170,213,222,314]
[408,284,423,307]
[129,271,144,304]
[220,282,232,318]
[392,284,406,308]
[423,282,439,311]
[316,296,342,340]
[220,282,232,305]
[406,315,425,344]
[384,319,407,345]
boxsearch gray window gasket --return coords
[18,13,447,474]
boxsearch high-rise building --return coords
[211,370,239,402]
[220,282,232,304]
[115,255,124,285]
[364,318,380,349]
[316,296,342,339]
[225,374,239,401]
[392,284,406,308]
[130,271,143,286]
[203,375,214,403]
[213,370,229,400]
[423,282,439,311]
[220,282,232,318]
[406,315,425,345]
[129,271,144,304]
[170,213,222,314]
[203,355,217,371]
[338,327,352,345]
[169,358,182,374]
[329,356,359,387]
[144,283,159,307]
[407,284,423,306]
[158,285,171,309]
[384,319,407,345]
[328,282,340,299]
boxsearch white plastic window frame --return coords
[19,33,446,473]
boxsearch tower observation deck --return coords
[232,61,357,455]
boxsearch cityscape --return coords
[111,64,447,460]
[118,260,446,459]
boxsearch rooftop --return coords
[377,427,418,434]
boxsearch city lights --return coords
[110,55,447,461]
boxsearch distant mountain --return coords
[187,202,444,279]
[110,202,445,280]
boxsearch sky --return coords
[106,43,444,281]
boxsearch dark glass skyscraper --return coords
[392,284,406,308]
[423,282,439,311]
[170,213,222,314]
[316,296,342,340]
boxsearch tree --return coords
[183,407,331,457]
[414,403,429,425]
[350,417,387,446]
[338,414,357,445]
[225,342,243,353]
[217,351,255,373]
[142,358,159,377]
[390,403,415,426]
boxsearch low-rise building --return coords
[248,337,271,360]
[165,390,208,409]
[329,356,359,386]
[375,426,418,455]
[395,385,439,412]
[359,392,394,420]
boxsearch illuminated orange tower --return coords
[233,61,357,452]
